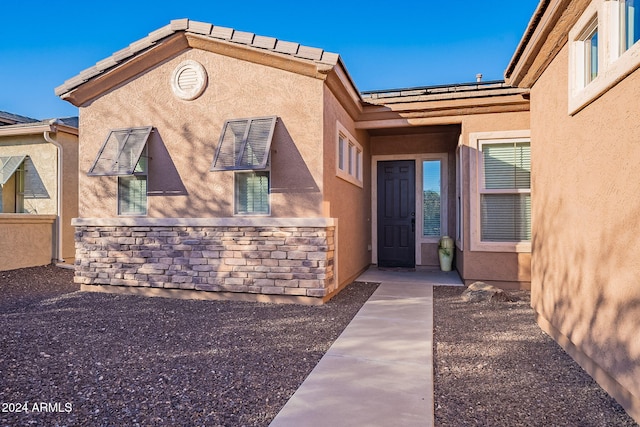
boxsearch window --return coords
[210,117,277,215]
[88,126,153,216]
[620,0,640,53]
[469,130,531,253]
[336,122,363,187]
[569,0,640,113]
[0,155,26,213]
[583,22,599,84]
[422,160,441,237]
[480,141,531,242]
[235,171,270,215]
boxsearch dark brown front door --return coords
[377,160,415,268]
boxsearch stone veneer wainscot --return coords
[72,218,336,304]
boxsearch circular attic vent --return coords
[171,60,208,100]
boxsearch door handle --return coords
[411,218,415,232]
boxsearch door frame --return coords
[371,153,449,266]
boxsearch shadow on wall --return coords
[147,129,188,197]
[533,192,640,410]
[270,120,319,194]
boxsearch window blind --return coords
[481,141,531,242]
[481,194,531,241]
[483,142,530,189]
[236,171,269,214]
[118,175,147,215]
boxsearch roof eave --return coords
[56,19,340,106]
[505,0,591,88]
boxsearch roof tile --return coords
[188,20,212,35]
[231,30,255,45]
[170,18,189,31]
[252,35,277,50]
[129,37,154,53]
[95,56,119,72]
[297,45,324,61]
[79,66,101,81]
[148,24,175,43]
[274,40,299,55]
[210,26,234,40]
[320,51,340,65]
[112,47,134,62]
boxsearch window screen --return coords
[0,155,26,185]
[88,127,153,176]
[211,117,277,171]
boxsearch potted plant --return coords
[438,236,454,271]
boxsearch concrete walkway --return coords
[269,268,463,427]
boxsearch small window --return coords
[581,19,600,85]
[336,122,363,187]
[235,171,270,215]
[621,0,640,53]
[88,127,152,216]
[0,155,27,213]
[422,160,442,237]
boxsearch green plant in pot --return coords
[438,236,454,272]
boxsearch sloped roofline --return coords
[55,19,342,99]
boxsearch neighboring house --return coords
[506,0,640,423]
[0,113,78,270]
[55,19,532,304]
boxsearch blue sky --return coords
[0,0,539,120]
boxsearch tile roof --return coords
[55,19,340,98]
[0,111,39,126]
[0,117,78,131]
[361,80,528,103]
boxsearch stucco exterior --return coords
[0,120,78,269]
[506,0,640,421]
[59,19,533,301]
[78,47,325,219]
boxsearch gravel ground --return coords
[433,286,637,427]
[0,265,378,427]
[1,266,637,427]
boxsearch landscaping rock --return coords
[461,281,518,303]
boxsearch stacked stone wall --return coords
[74,225,335,298]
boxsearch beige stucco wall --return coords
[459,112,532,288]
[322,85,371,287]
[58,130,79,261]
[0,135,57,215]
[0,130,78,263]
[78,47,325,219]
[0,215,56,271]
[530,44,640,416]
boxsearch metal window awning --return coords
[88,126,153,176]
[0,155,26,185]
[210,116,277,171]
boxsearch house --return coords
[0,112,78,270]
[55,19,532,304]
[506,0,640,422]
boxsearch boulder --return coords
[461,281,518,303]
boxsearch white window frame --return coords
[336,121,363,188]
[234,169,271,216]
[469,130,531,253]
[569,0,640,114]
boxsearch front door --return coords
[377,160,416,268]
